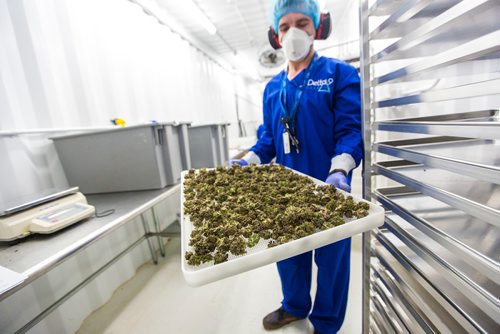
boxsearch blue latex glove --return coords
[227,159,249,167]
[325,172,351,193]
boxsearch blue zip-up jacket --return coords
[250,56,363,181]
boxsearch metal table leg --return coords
[141,213,158,265]
[151,207,166,257]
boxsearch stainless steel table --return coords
[0,185,180,308]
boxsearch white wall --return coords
[0,0,262,203]
[233,75,264,138]
[319,0,360,61]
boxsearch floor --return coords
[78,169,364,334]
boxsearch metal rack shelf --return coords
[371,286,407,333]
[373,137,500,184]
[374,110,500,139]
[374,78,500,108]
[361,0,500,331]
[370,265,436,332]
[383,213,498,311]
[373,234,495,333]
[370,0,462,39]
[373,161,500,227]
[377,55,500,83]
[375,186,499,283]
[373,36,500,84]
[372,0,500,62]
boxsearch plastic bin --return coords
[51,123,190,194]
[162,123,191,180]
[188,123,229,168]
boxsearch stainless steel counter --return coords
[0,185,180,301]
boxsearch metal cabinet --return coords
[360,1,500,332]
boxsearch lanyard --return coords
[279,52,319,130]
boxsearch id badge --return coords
[283,131,291,154]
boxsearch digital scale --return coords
[0,187,95,241]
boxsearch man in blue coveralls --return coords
[229,0,363,333]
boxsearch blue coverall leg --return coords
[277,238,351,334]
[277,251,313,318]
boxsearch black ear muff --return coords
[315,12,332,40]
[268,26,282,49]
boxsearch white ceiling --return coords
[154,0,355,77]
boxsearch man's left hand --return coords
[325,172,351,193]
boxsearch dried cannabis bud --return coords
[184,164,370,266]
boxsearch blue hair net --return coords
[271,0,321,33]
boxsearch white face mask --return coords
[281,27,314,62]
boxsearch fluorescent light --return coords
[182,0,217,35]
[135,0,216,35]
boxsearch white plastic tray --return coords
[181,168,384,286]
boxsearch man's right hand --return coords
[227,159,249,167]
